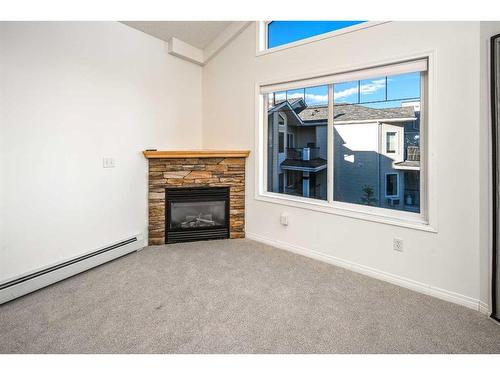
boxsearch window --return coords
[386,132,397,153]
[266,21,366,49]
[278,132,284,153]
[259,58,428,224]
[278,114,285,125]
[266,84,329,201]
[386,173,399,197]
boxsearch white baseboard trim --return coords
[479,301,491,316]
[246,232,484,312]
[0,234,145,305]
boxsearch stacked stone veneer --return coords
[148,157,246,245]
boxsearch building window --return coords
[259,58,428,223]
[278,132,284,153]
[386,132,397,153]
[386,173,399,197]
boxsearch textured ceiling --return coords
[121,21,232,49]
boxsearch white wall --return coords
[202,21,495,310]
[0,22,203,280]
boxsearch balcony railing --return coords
[286,147,320,161]
[406,146,420,161]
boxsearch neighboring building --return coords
[267,98,421,213]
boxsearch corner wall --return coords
[0,22,203,280]
[201,21,492,310]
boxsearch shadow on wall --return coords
[333,129,417,211]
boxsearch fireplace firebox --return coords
[165,187,230,244]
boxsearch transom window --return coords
[259,59,428,223]
[267,21,366,49]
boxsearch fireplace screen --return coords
[165,187,230,243]
[170,201,226,229]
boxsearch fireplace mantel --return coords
[143,150,250,159]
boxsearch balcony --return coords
[394,146,420,170]
[286,147,320,161]
[281,147,327,172]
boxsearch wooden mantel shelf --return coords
[143,150,250,159]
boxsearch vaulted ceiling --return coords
[121,21,232,49]
[121,21,250,65]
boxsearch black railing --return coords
[286,147,320,160]
[406,146,420,161]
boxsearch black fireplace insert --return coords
[165,186,230,244]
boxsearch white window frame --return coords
[386,132,398,154]
[385,173,399,198]
[255,54,436,232]
[256,21,390,56]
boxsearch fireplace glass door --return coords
[165,187,230,243]
[170,201,226,230]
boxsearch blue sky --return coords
[334,72,421,108]
[268,21,365,49]
[275,72,421,109]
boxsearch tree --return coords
[360,185,377,206]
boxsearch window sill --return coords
[254,192,437,233]
[256,21,390,58]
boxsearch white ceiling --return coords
[121,21,232,49]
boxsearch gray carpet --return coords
[1,239,499,353]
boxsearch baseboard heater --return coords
[0,236,143,305]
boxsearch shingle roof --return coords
[271,100,416,123]
[275,97,302,106]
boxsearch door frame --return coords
[491,32,500,322]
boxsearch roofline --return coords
[299,117,416,126]
[269,104,416,126]
[334,117,417,125]
[267,101,290,113]
[267,101,303,125]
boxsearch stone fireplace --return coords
[144,150,250,245]
[165,186,229,243]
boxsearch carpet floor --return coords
[1,239,499,353]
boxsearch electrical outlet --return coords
[393,238,404,252]
[103,157,116,168]
[280,213,289,226]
